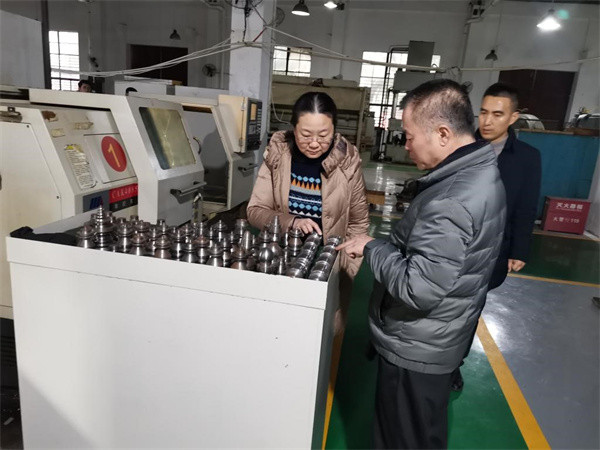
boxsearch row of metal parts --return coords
[75,207,342,281]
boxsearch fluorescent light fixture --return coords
[292,0,310,16]
[324,1,337,8]
[537,9,561,31]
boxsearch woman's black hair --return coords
[290,92,338,128]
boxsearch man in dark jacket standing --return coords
[478,83,542,289]
[337,79,506,449]
[450,83,543,392]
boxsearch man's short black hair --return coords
[78,79,92,88]
[483,82,519,111]
[401,79,475,137]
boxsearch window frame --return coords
[273,46,312,78]
[49,30,80,91]
[359,49,441,128]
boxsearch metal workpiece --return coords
[170,228,187,260]
[114,222,134,253]
[76,224,96,249]
[145,226,161,256]
[308,270,328,281]
[211,220,228,242]
[258,246,274,266]
[316,251,336,266]
[193,220,208,238]
[230,246,248,271]
[129,233,147,256]
[276,258,287,276]
[157,221,169,236]
[269,215,282,245]
[154,235,172,259]
[134,220,151,236]
[326,236,342,247]
[221,237,233,267]
[94,219,115,251]
[258,229,272,248]
[180,239,199,264]
[130,215,139,222]
[179,223,195,238]
[240,230,254,253]
[195,235,211,264]
[207,243,224,267]
[285,265,305,278]
[234,218,249,239]
[305,232,322,246]
[278,231,288,249]
[156,219,166,228]
[321,244,337,254]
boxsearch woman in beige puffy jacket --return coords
[247,92,370,323]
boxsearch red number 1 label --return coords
[101,136,127,172]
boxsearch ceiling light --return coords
[170,29,181,40]
[324,1,337,8]
[537,9,561,31]
[485,49,498,61]
[292,0,310,16]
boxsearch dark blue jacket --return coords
[479,127,542,289]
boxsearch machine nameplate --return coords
[82,183,138,213]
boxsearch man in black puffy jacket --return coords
[338,79,506,449]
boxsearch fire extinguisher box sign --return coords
[541,196,591,234]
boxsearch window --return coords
[359,51,441,128]
[273,46,311,77]
[49,31,80,91]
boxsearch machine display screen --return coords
[139,108,195,170]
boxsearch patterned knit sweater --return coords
[288,143,332,229]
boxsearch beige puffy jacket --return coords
[247,130,370,280]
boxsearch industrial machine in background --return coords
[514,113,545,131]
[0,86,205,318]
[270,75,375,150]
[373,41,436,163]
[137,91,263,216]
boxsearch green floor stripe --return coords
[520,233,600,284]
[325,264,527,449]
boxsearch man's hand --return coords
[293,218,322,235]
[336,234,374,259]
[508,259,526,272]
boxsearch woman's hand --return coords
[292,218,322,235]
[336,234,374,258]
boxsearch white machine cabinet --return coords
[6,214,339,449]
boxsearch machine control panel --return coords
[245,99,262,151]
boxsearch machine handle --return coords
[238,164,258,174]
[170,181,207,203]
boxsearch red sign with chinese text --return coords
[542,197,590,234]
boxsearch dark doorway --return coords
[128,44,188,85]
[499,69,575,130]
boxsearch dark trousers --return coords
[373,355,453,449]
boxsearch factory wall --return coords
[0,0,230,91]
[0,0,596,118]
[276,1,599,121]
